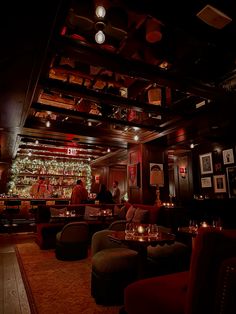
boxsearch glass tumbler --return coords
[148,224,159,237]
[125,222,135,236]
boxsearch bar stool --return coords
[4,200,21,227]
[29,199,46,225]
[54,199,70,205]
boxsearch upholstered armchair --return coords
[123,228,236,314]
[91,221,138,305]
[55,221,89,260]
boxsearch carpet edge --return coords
[15,244,39,314]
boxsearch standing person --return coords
[71,179,88,204]
[44,178,53,198]
[95,184,114,204]
[30,177,47,198]
[112,180,121,204]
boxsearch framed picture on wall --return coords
[150,163,164,186]
[128,163,139,187]
[226,166,236,198]
[222,148,234,165]
[201,177,212,188]
[213,174,227,193]
[199,153,213,175]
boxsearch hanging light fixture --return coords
[46,120,51,128]
[95,5,106,18]
[94,3,106,44]
[148,84,162,105]
[95,30,105,44]
[146,18,162,43]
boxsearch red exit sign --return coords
[67,148,77,156]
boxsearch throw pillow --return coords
[84,205,100,220]
[125,205,137,222]
[132,208,149,224]
[50,207,67,217]
[114,205,127,220]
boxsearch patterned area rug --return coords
[15,242,121,314]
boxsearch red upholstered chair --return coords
[123,228,236,314]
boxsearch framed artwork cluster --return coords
[199,147,236,196]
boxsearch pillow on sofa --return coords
[132,208,149,223]
[126,206,137,222]
[114,205,127,220]
[50,207,67,217]
[84,205,100,220]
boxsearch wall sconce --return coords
[179,167,187,178]
[95,175,100,184]
[46,120,51,128]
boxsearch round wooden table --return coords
[108,229,175,278]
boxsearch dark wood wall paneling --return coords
[174,153,193,203]
[91,165,127,199]
[108,166,127,200]
[127,145,142,204]
[91,167,109,194]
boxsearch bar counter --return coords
[0,198,70,215]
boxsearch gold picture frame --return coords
[199,153,213,175]
[213,174,227,193]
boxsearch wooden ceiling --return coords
[1,0,236,165]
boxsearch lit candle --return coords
[137,225,145,234]
[202,221,208,227]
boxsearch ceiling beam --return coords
[31,102,163,131]
[54,36,234,100]
[22,123,128,149]
[39,78,169,114]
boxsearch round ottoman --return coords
[147,241,191,276]
[91,247,139,305]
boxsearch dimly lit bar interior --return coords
[0,1,236,313]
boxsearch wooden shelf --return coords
[16,173,83,177]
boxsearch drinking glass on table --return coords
[125,222,135,236]
[212,218,222,230]
[189,220,198,232]
[148,224,159,237]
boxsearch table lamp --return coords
[150,165,164,207]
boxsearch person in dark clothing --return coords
[95,184,114,204]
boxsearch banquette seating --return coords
[35,203,121,249]
[122,228,236,314]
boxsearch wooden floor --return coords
[0,232,34,314]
